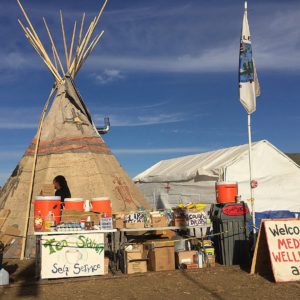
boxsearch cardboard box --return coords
[182,263,199,270]
[61,210,100,223]
[113,218,125,229]
[127,261,147,274]
[154,230,176,240]
[145,240,175,272]
[174,217,187,227]
[151,215,168,227]
[125,221,144,229]
[39,184,55,196]
[204,255,216,268]
[175,250,198,268]
[125,243,144,253]
[126,251,144,262]
[125,244,145,262]
[104,257,109,275]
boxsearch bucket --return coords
[33,196,61,226]
[64,198,84,212]
[91,197,112,217]
[216,182,238,204]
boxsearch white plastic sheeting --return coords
[134,140,300,213]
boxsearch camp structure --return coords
[0,0,149,259]
[134,140,300,214]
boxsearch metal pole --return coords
[247,113,256,234]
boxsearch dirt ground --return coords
[1,260,300,300]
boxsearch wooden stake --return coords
[71,13,85,77]
[25,28,61,82]
[18,19,61,82]
[20,86,57,260]
[43,17,65,77]
[76,31,104,75]
[69,18,95,75]
[75,0,108,72]
[68,21,77,72]
[52,46,58,72]
[78,13,86,45]
[17,1,54,69]
[60,10,70,71]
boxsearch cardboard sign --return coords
[125,212,144,224]
[41,233,104,279]
[251,219,300,282]
[186,212,207,226]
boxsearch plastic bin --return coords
[211,202,251,266]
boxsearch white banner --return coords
[40,233,105,279]
[239,3,260,114]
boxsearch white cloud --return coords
[0,172,9,186]
[112,147,209,155]
[94,112,187,127]
[0,150,23,159]
[0,107,40,129]
[94,69,124,84]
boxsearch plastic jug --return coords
[0,268,9,286]
[44,211,55,231]
[84,200,92,212]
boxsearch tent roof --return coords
[134,140,299,183]
[286,153,300,167]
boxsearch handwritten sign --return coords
[40,233,105,279]
[187,212,207,226]
[125,212,144,224]
[251,219,300,282]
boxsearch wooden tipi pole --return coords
[20,86,57,260]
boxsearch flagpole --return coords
[247,113,256,235]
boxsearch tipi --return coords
[0,0,150,258]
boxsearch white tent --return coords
[134,140,300,213]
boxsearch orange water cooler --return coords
[215,182,238,204]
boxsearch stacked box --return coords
[145,240,175,271]
[125,244,147,274]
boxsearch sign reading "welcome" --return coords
[251,219,300,283]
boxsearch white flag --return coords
[239,2,260,114]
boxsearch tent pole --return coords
[20,86,57,260]
[247,113,256,235]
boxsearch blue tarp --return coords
[249,210,299,231]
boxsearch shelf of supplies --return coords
[118,225,211,232]
[34,229,117,236]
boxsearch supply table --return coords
[35,229,117,279]
[117,224,212,271]
[119,224,212,244]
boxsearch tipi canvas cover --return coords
[135,140,300,214]
[0,1,149,258]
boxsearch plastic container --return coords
[0,269,9,286]
[216,182,238,203]
[211,202,251,266]
[44,211,55,231]
[91,197,112,216]
[33,196,61,226]
[64,198,84,212]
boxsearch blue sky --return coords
[0,0,299,185]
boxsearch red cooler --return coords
[33,196,62,225]
[91,197,112,217]
[64,198,84,212]
[216,182,238,204]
